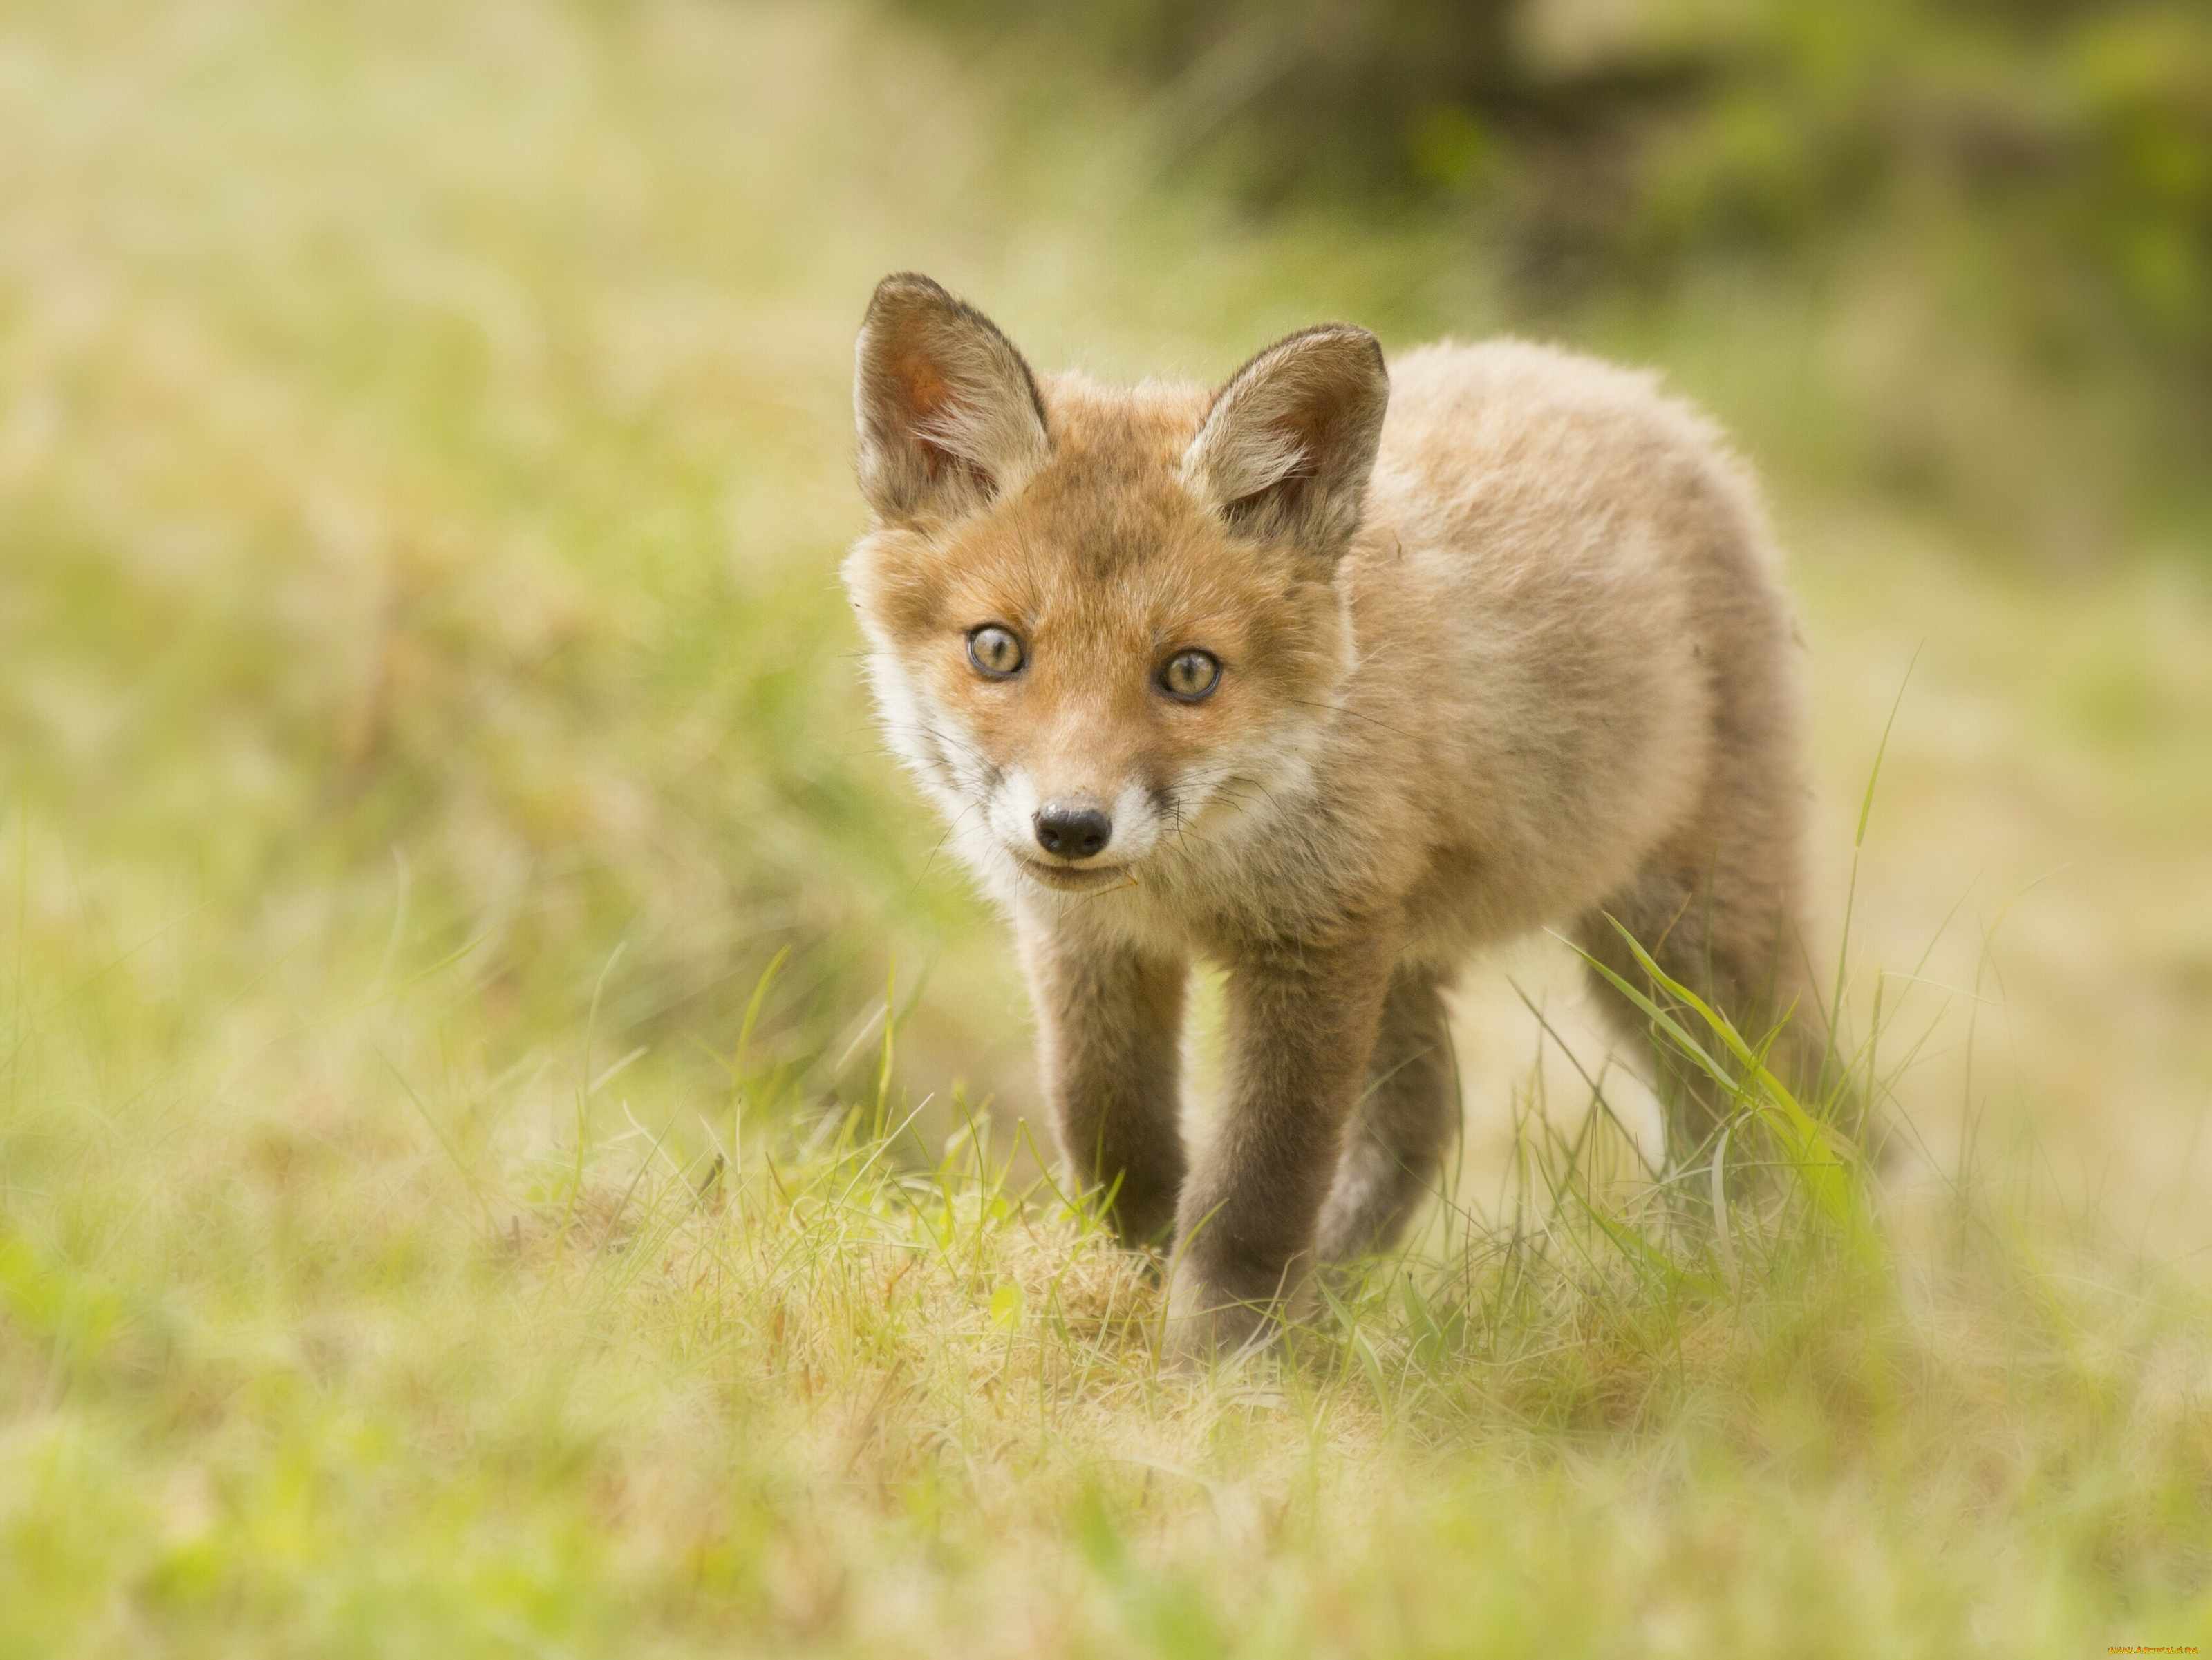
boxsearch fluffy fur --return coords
[843,272,1830,1358]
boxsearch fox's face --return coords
[843,275,1388,900]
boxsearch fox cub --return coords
[845,272,1833,1357]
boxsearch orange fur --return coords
[845,274,1830,1359]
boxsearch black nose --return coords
[1034,804,1112,860]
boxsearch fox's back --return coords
[1327,339,1801,962]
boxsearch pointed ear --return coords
[854,273,1050,525]
[1181,324,1389,556]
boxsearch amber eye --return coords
[1159,649,1221,702]
[966,625,1024,679]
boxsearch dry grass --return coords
[8,910,2211,1654]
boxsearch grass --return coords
[9,890,2212,1656]
[3,0,2211,1653]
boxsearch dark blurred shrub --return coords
[901,0,2211,409]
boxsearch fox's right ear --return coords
[1183,323,1388,558]
[854,274,1050,525]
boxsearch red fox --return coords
[845,272,1837,1358]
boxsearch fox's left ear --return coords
[855,273,1051,525]
[1183,323,1389,558]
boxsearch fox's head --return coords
[843,273,1389,900]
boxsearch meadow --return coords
[3,1,2211,1653]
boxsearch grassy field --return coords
[4,1,2211,1653]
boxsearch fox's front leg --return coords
[1167,927,1397,1359]
[1022,925,1188,1248]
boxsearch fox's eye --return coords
[1159,650,1221,702]
[967,625,1025,679]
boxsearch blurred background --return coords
[5,0,2209,1241]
